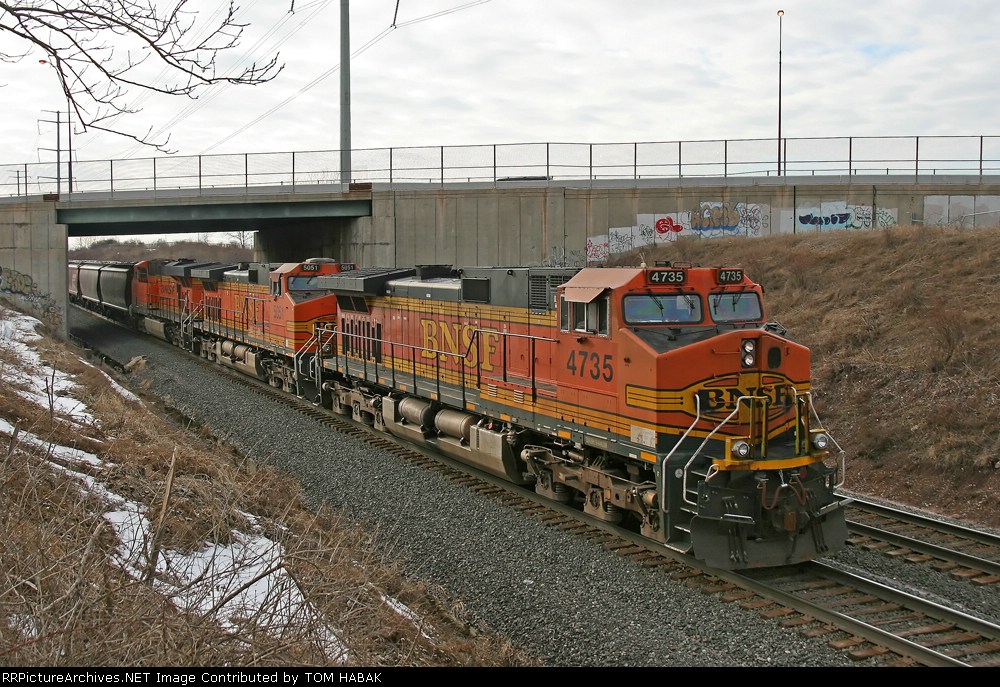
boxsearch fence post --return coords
[292,151,296,191]
[493,144,497,183]
[678,141,682,178]
[153,157,157,193]
[440,146,444,186]
[724,139,728,178]
[633,142,637,180]
[110,159,114,197]
[848,137,853,176]
[589,143,593,180]
[980,135,984,177]
[389,147,394,185]
[245,153,249,191]
[546,142,550,180]
[915,136,920,178]
[198,155,203,192]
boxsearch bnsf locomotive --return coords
[68,256,850,569]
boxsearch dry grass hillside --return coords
[610,225,1000,529]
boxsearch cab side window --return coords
[561,295,609,336]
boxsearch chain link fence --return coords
[3,135,999,198]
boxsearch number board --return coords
[717,268,744,284]
[648,269,686,285]
[300,263,322,272]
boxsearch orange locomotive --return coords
[68,257,849,569]
[312,262,849,569]
[69,257,353,389]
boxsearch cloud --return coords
[3,0,1000,164]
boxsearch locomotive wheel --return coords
[331,397,350,415]
[534,471,572,503]
[352,401,375,425]
[583,488,624,523]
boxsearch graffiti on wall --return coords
[0,265,63,328]
[545,245,587,268]
[589,202,771,263]
[796,203,898,231]
[587,199,904,264]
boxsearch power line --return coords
[112,0,335,159]
[200,0,494,154]
[200,25,394,154]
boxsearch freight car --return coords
[68,257,850,570]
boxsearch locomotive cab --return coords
[540,263,849,569]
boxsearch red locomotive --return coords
[69,257,849,569]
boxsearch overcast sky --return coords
[3,0,999,165]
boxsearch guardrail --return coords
[3,135,1000,198]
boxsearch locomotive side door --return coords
[555,288,616,437]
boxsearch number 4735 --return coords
[566,350,614,382]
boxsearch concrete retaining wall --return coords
[5,178,1000,341]
[307,180,1000,268]
[0,200,67,335]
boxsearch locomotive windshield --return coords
[709,291,762,323]
[287,275,324,291]
[623,293,702,324]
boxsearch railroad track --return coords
[844,497,1000,587]
[69,310,1000,666]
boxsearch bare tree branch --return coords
[0,1,285,152]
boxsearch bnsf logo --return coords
[693,380,798,420]
[419,318,502,372]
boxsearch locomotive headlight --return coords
[741,339,756,367]
[810,432,831,451]
[731,440,752,459]
[742,339,756,354]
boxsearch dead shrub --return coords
[925,306,968,371]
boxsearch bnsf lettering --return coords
[696,384,794,412]
[419,319,499,372]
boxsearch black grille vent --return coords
[529,276,549,310]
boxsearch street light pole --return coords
[340,0,352,186]
[777,9,784,176]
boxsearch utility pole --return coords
[38,57,73,194]
[340,0,352,186]
[39,109,73,195]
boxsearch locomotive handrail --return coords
[792,388,847,489]
[660,394,702,514]
[679,395,763,508]
[293,329,322,397]
[316,322,557,406]
[180,295,201,349]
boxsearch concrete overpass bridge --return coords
[3,136,1000,335]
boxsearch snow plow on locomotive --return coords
[68,257,850,570]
